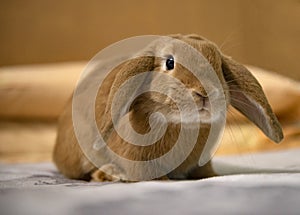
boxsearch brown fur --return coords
[53,34,283,181]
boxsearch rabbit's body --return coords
[53,34,283,181]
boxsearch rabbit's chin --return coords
[165,109,218,125]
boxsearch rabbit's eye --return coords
[165,56,174,70]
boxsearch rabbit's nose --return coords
[192,88,208,99]
[193,90,207,97]
[192,87,207,97]
[192,91,209,109]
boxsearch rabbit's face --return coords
[133,37,230,125]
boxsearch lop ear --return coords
[222,56,284,143]
[99,56,155,137]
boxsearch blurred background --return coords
[0,0,299,163]
[1,0,300,79]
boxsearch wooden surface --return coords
[0,62,84,120]
[0,122,56,163]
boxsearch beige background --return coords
[1,0,300,80]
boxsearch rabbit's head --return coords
[129,35,229,126]
[100,34,283,143]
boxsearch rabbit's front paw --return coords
[91,163,127,182]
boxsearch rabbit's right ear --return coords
[221,56,284,143]
[100,56,155,137]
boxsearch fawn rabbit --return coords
[53,34,283,181]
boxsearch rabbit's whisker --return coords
[229,97,257,109]
[225,78,247,84]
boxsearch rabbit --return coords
[53,34,283,182]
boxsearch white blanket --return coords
[1,149,300,215]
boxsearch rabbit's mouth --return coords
[198,108,212,124]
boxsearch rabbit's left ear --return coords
[100,56,155,137]
[222,56,284,143]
